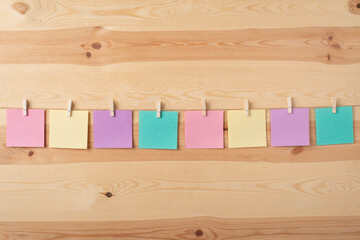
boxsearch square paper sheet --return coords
[185,111,224,148]
[49,110,89,149]
[139,111,178,149]
[227,109,267,148]
[93,110,132,148]
[315,106,354,145]
[270,108,310,146]
[6,109,45,147]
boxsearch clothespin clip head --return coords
[245,99,249,117]
[201,98,207,116]
[156,100,161,118]
[67,100,72,117]
[110,100,115,117]
[23,99,28,116]
[331,97,337,114]
[287,97,292,114]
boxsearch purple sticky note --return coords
[6,109,45,147]
[93,110,132,148]
[270,108,310,146]
[185,111,224,148]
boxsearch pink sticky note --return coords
[270,108,310,146]
[6,109,45,147]
[185,111,224,148]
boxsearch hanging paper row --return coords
[6,102,354,149]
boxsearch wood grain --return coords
[0,161,359,221]
[0,62,359,110]
[0,107,359,164]
[0,0,359,238]
[0,27,360,65]
[0,0,359,31]
[1,216,360,240]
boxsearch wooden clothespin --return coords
[287,97,292,114]
[110,100,115,117]
[67,100,72,117]
[156,100,161,118]
[331,97,337,114]
[23,99,28,116]
[244,99,249,117]
[201,98,207,116]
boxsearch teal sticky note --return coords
[315,106,354,145]
[139,111,178,149]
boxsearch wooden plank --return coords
[0,161,359,221]
[0,62,359,110]
[0,0,359,31]
[1,216,360,240]
[0,107,359,164]
[0,0,358,239]
[0,27,360,65]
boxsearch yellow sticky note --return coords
[227,109,267,148]
[49,110,89,149]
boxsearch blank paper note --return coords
[6,109,45,147]
[139,111,178,149]
[315,106,354,145]
[185,111,224,148]
[270,108,310,147]
[93,110,132,148]
[49,110,89,149]
[227,109,267,148]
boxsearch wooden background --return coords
[0,0,360,239]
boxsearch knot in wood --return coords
[92,42,102,49]
[12,2,29,15]
[194,229,203,237]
